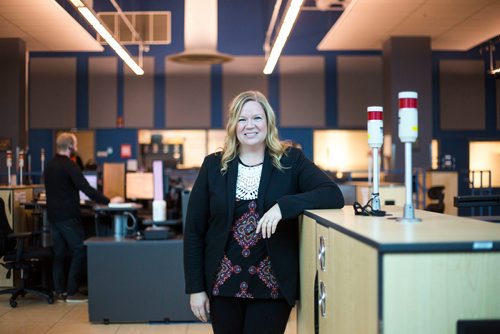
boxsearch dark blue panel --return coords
[95,129,138,164]
[269,70,280,125]
[279,128,313,160]
[76,56,89,129]
[218,0,271,55]
[28,129,53,175]
[284,10,341,55]
[211,64,223,128]
[484,54,497,130]
[325,54,337,127]
[432,56,440,137]
[154,56,165,128]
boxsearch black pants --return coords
[210,296,292,334]
[51,218,85,296]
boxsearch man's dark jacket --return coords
[44,154,109,222]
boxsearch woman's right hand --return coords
[190,291,210,322]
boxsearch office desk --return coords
[23,200,95,247]
[85,237,196,323]
[298,207,500,334]
[93,204,141,238]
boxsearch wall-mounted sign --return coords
[121,144,132,159]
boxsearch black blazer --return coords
[184,147,344,306]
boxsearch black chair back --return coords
[425,186,445,213]
[0,198,16,256]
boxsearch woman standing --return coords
[184,91,344,334]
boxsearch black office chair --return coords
[425,186,445,213]
[0,198,54,307]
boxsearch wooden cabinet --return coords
[298,215,316,334]
[298,208,500,334]
[317,223,332,332]
[423,170,458,215]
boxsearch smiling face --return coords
[236,100,268,151]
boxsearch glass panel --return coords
[313,130,368,172]
[469,141,500,187]
[208,130,226,154]
[138,130,207,168]
[431,139,439,170]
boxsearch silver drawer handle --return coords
[318,235,326,271]
[319,281,326,318]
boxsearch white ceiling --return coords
[318,0,500,51]
[0,0,102,51]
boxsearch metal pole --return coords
[372,147,380,211]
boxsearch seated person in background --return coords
[44,132,120,302]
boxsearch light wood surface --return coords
[307,207,500,246]
[297,216,316,334]
[383,252,500,334]
[330,229,378,334]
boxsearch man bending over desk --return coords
[44,132,120,302]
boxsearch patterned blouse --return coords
[212,160,282,299]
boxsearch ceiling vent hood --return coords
[169,0,233,64]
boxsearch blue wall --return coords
[28,0,499,203]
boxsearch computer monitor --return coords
[125,172,154,200]
[80,172,98,201]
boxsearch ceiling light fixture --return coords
[263,0,304,75]
[69,0,144,75]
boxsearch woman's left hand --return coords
[256,203,282,239]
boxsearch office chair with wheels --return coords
[425,186,445,213]
[0,198,54,307]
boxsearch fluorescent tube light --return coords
[70,1,144,75]
[263,0,304,75]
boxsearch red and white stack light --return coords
[18,150,24,186]
[398,91,421,222]
[368,106,384,148]
[367,106,383,211]
[398,91,418,143]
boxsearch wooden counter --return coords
[298,207,500,334]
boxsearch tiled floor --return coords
[0,295,297,334]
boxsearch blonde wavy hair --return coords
[220,91,286,174]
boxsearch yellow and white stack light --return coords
[69,0,144,75]
[397,91,421,223]
[367,106,383,212]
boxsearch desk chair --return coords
[0,198,54,307]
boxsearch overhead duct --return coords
[169,0,233,64]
